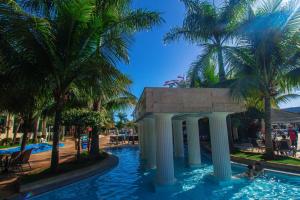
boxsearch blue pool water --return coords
[0,143,64,154]
[30,147,300,200]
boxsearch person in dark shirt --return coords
[254,161,264,176]
[288,127,297,146]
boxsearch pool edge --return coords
[14,153,119,199]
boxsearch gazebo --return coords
[134,88,245,185]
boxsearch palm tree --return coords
[228,0,300,158]
[164,0,251,82]
[187,57,219,87]
[0,71,49,151]
[1,0,162,171]
[80,62,136,155]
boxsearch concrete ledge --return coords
[231,155,300,174]
[19,154,119,197]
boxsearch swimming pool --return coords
[0,143,64,154]
[30,147,300,200]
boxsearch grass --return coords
[20,151,108,184]
[232,150,300,166]
[0,142,35,149]
[0,144,19,149]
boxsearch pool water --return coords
[30,147,300,200]
[0,143,64,154]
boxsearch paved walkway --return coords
[0,135,132,199]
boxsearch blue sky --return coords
[118,0,300,118]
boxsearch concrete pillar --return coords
[142,120,149,161]
[186,117,201,166]
[139,120,146,159]
[173,120,184,158]
[144,118,156,169]
[155,113,175,185]
[209,112,232,180]
[137,122,141,152]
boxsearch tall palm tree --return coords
[0,1,52,150]
[164,0,251,82]
[85,67,136,156]
[1,0,162,171]
[228,0,300,158]
[0,70,50,151]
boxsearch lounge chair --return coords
[0,154,4,170]
[109,135,117,145]
[256,140,265,152]
[8,151,22,172]
[234,143,254,151]
[17,148,33,171]
[278,140,295,156]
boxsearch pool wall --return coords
[231,155,300,174]
[19,153,119,198]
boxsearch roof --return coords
[272,109,300,123]
[283,107,300,114]
[134,87,245,121]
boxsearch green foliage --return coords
[230,107,263,140]
[62,109,103,127]
[0,138,12,146]
[164,0,252,83]
[227,0,300,157]
[229,0,300,100]
[0,0,161,169]
[115,112,128,129]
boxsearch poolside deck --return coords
[0,136,131,199]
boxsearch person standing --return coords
[288,126,297,146]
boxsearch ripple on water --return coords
[30,147,300,200]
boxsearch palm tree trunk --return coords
[60,125,66,141]
[90,100,100,156]
[5,113,12,145]
[41,117,47,139]
[12,118,22,145]
[50,99,64,172]
[20,128,29,152]
[20,117,33,152]
[32,117,40,143]
[90,126,100,156]
[217,48,226,82]
[76,126,81,160]
[264,95,274,158]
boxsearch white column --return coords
[137,122,142,155]
[143,119,149,162]
[209,112,232,180]
[144,118,156,169]
[186,117,201,166]
[173,120,184,158]
[139,120,146,160]
[155,113,176,185]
